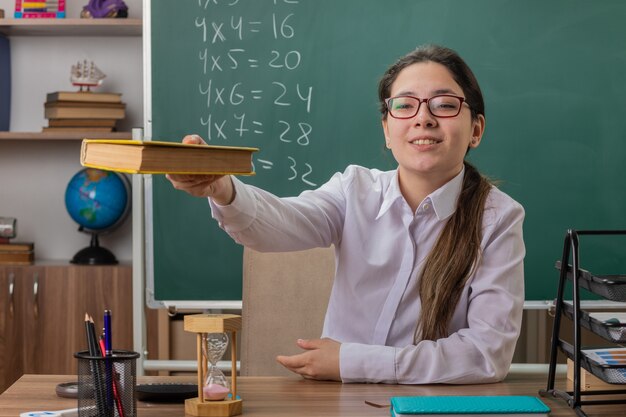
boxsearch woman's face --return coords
[382,61,485,184]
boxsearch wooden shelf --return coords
[0,131,132,141]
[0,18,142,36]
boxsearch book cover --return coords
[584,347,626,365]
[47,91,122,104]
[46,101,126,109]
[80,139,259,175]
[0,242,34,252]
[0,250,34,265]
[44,104,125,120]
[43,126,114,132]
[390,395,550,417]
[49,118,118,127]
[0,34,10,131]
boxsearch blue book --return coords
[0,34,9,131]
[390,395,550,416]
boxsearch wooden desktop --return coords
[1,374,624,416]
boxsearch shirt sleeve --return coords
[208,171,350,251]
[339,194,525,384]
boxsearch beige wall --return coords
[0,0,143,262]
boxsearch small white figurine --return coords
[70,60,106,91]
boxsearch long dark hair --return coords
[378,45,492,342]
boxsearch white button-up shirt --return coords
[209,165,525,384]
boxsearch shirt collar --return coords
[376,170,404,220]
[428,166,465,221]
[376,166,465,221]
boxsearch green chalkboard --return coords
[148,0,626,304]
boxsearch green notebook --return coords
[390,395,550,416]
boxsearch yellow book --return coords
[80,139,258,175]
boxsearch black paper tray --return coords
[556,261,626,302]
[560,340,626,384]
[561,302,626,343]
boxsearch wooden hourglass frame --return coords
[184,314,243,417]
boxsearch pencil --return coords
[85,314,99,356]
[85,313,108,416]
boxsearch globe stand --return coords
[70,232,118,265]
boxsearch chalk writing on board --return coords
[194,0,317,187]
[200,48,303,71]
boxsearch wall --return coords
[0,0,143,262]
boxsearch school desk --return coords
[0,374,623,417]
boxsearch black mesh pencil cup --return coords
[75,350,140,417]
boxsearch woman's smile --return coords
[409,136,443,146]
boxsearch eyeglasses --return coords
[384,95,469,119]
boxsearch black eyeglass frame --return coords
[384,94,470,119]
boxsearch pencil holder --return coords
[75,350,140,417]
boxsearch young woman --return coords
[167,45,525,385]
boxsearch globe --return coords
[65,168,130,264]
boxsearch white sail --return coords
[70,60,106,90]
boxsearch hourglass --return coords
[204,333,230,400]
[184,314,243,417]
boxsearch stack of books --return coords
[14,0,66,18]
[0,242,34,265]
[43,91,126,133]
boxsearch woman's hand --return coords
[276,338,341,381]
[165,135,235,205]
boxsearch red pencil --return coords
[99,335,125,417]
[111,370,126,417]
